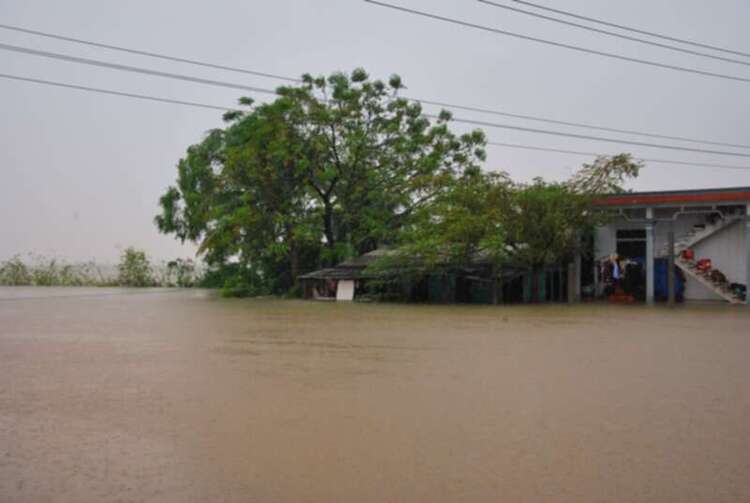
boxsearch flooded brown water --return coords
[1,287,750,502]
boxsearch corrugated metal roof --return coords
[337,248,395,267]
[297,267,365,280]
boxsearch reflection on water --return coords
[2,287,750,502]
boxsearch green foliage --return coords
[197,263,242,289]
[219,269,267,298]
[367,171,510,280]
[117,247,155,287]
[567,154,642,195]
[0,256,31,285]
[0,252,204,288]
[30,259,84,286]
[0,255,104,286]
[165,258,197,287]
[370,154,641,299]
[156,68,486,296]
[503,179,589,268]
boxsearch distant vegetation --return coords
[0,248,201,288]
[117,247,156,287]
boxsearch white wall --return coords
[685,221,747,301]
[336,280,355,301]
[595,215,748,302]
[594,225,615,260]
[596,214,715,259]
[684,278,723,302]
[653,215,705,257]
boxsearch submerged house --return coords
[299,249,570,304]
[587,186,750,305]
[301,186,750,305]
[298,249,388,301]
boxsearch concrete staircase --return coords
[675,258,745,304]
[663,215,744,304]
[659,215,742,257]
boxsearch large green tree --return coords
[156,69,486,295]
[503,154,641,274]
[370,170,510,273]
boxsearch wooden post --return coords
[575,255,581,302]
[645,208,655,305]
[667,230,676,305]
[491,264,499,305]
[566,263,575,303]
[592,262,599,300]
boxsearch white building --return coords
[590,187,750,305]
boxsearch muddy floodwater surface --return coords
[1,287,750,502]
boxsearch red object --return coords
[682,249,695,260]
[608,287,636,304]
[593,189,750,207]
[696,258,712,272]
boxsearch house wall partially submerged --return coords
[300,265,569,304]
[687,221,746,300]
[594,216,747,302]
[335,280,355,301]
[592,187,750,304]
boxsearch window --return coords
[616,229,646,240]
[616,228,646,260]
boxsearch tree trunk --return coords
[323,202,335,255]
[290,243,300,286]
[285,223,300,292]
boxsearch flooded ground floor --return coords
[1,287,750,502]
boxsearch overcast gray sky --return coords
[2,0,750,263]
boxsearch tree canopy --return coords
[155,69,486,295]
[369,154,641,300]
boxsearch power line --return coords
[412,97,750,150]
[3,71,750,172]
[478,0,750,68]
[442,115,750,158]
[0,42,279,95]
[2,67,749,158]
[2,26,750,150]
[0,23,301,83]
[486,141,750,171]
[363,0,750,84]
[0,72,235,111]
[511,0,750,60]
